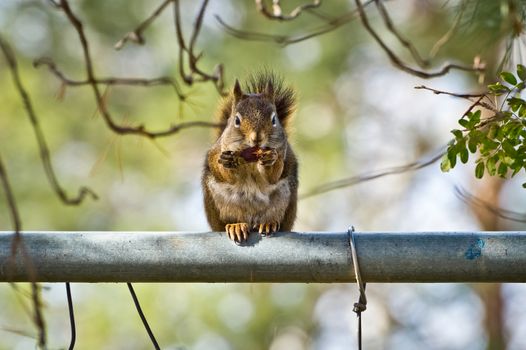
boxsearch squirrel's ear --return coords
[233,79,243,103]
[264,81,274,103]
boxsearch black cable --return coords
[127,282,160,350]
[349,226,367,350]
[65,282,76,350]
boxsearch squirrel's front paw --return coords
[225,223,249,243]
[219,151,240,169]
[258,149,278,167]
[255,222,280,236]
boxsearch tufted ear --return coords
[233,79,243,103]
[263,80,274,103]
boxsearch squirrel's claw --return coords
[258,222,280,236]
[219,151,240,169]
[258,149,278,167]
[225,223,249,243]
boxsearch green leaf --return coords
[502,139,517,156]
[511,161,523,176]
[475,162,484,179]
[522,182,526,189]
[451,129,463,139]
[447,146,457,169]
[480,138,499,154]
[459,147,469,163]
[440,155,451,172]
[518,64,526,81]
[458,119,470,128]
[507,97,526,112]
[509,123,523,139]
[487,124,498,139]
[501,71,517,85]
[502,155,514,165]
[496,125,506,141]
[488,82,510,95]
[498,162,508,177]
[471,110,481,124]
[487,156,497,176]
[468,136,478,153]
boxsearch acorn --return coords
[239,146,273,162]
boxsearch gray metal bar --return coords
[0,231,525,283]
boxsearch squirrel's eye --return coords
[271,112,277,127]
[234,113,241,128]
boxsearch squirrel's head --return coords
[222,79,286,151]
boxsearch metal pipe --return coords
[0,231,525,283]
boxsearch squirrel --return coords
[202,72,298,243]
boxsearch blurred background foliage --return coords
[1,0,526,349]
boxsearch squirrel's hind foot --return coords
[225,223,249,243]
[255,222,280,236]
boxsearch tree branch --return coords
[414,85,486,99]
[114,0,173,50]
[429,1,467,59]
[255,0,321,21]
[354,0,485,79]
[455,186,526,223]
[0,35,97,205]
[374,0,429,68]
[300,148,445,199]
[216,1,374,46]
[173,0,225,93]
[0,154,47,348]
[34,57,185,98]
[415,85,497,114]
[114,0,226,94]
[54,0,221,138]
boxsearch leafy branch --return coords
[439,64,526,187]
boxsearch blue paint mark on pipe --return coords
[465,238,485,260]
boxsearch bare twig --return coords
[216,14,354,46]
[300,148,445,199]
[415,85,497,114]
[0,36,97,205]
[255,0,321,21]
[187,0,217,83]
[0,326,36,339]
[34,57,185,99]
[0,159,22,234]
[114,0,225,94]
[0,154,47,349]
[55,0,221,138]
[354,0,485,79]
[173,0,189,83]
[429,1,467,59]
[455,186,526,223]
[415,85,486,99]
[374,0,429,68]
[173,0,225,93]
[217,1,375,46]
[115,0,173,50]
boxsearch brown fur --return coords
[202,72,298,241]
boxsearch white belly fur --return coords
[207,175,291,226]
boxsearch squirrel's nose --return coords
[249,131,261,145]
